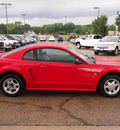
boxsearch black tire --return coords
[99,75,120,97]
[76,42,81,49]
[94,50,99,55]
[0,74,24,97]
[114,47,118,56]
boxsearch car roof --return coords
[29,42,66,49]
[0,43,67,58]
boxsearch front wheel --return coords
[0,74,24,97]
[94,50,99,55]
[99,75,120,97]
[76,42,81,49]
[114,47,119,56]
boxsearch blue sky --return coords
[0,0,119,26]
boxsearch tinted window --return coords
[94,36,102,39]
[37,48,76,63]
[23,49,35,60]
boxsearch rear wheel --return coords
[0,74,24,97]
[99,75,120,97]
[76,42,81,49]
[114,47,118,56]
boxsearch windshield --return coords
[66,46,88,60]
[100,36,118,42]
[94,35,102,39]
[66,46,96,63]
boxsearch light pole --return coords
[21,14,26,34]
[0,3,12,35]
[93,7,100,18]
[65,16,67,41]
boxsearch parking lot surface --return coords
[0,41,120,126]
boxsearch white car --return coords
[94,36,120,55]
[76,34,102,49]
[49,36,55,42]
[0,36,20,49]
[70,38,77,44]
[0,37,12,51]
[39,35,46,41]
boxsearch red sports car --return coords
[0,43,120,97]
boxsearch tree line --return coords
[0,15,116,36]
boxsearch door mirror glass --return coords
[75,58,82,64]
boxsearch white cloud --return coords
[0,0,118,26]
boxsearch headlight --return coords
[111,44,116,46]
[5,43,7,46]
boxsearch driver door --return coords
[35,48,91,90]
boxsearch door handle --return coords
[40,65,48,68]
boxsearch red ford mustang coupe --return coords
[0,43,120,97]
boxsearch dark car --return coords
[58,37,63,42]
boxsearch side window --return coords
[89,35,92,39]
[23,50,35,60]
[37,48,76,63]
[119,37,120,42]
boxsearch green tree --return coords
[74,25,82,34]
[14,21,22,26]
[115,11,120,31]
[92,15,108,36]
[64,22,75,34]
[0,24,6,34]
[32,26,41,34]
[24,24,31,31]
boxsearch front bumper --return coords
[11,42,21,49]
[94,49,114,54]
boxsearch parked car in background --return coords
[49,36,55,42]
[19,36,31,44]
[76,34,102,49]
[0,43,120,97]
[0,38,12,51]
[30,35,38,41]
[25,36,37,43]
[94,36,120,55]
[57,36,63,42]
[16,36,29,44]
[5,35,26,46]
[0,35,20,49]
[39,35,47,41]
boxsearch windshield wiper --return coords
[86,56,96,63]
[91,57,96,63]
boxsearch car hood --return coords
[4,40,18,43]
[96,42,116,45]
[95,57,120,66]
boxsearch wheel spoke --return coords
[3,78,20,94]
[104,78,120,95]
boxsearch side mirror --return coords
[75,58,83,64]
